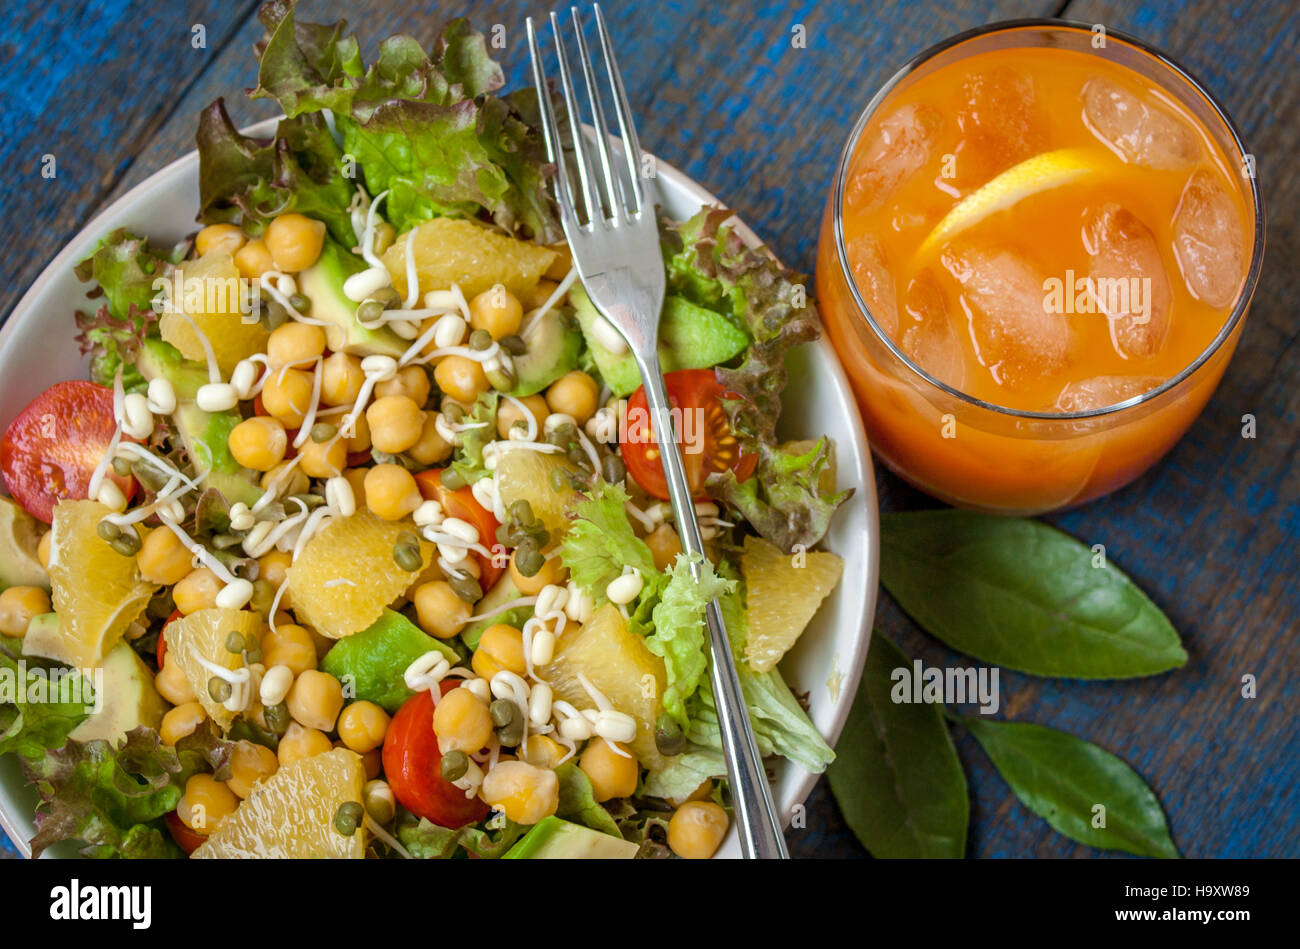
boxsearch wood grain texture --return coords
[1,0,1296,860]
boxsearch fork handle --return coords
[633,353,789,859]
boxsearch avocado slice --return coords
[297,239,407,358]
[461,574,532,651]
[319,609,458,713]
[67,638,167,745]
[136,338,262,507]
[572,286,750,397]
[503,816,638,859]
[507,307,582,397]
[0,497,49,590]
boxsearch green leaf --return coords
[645,555,735,727]
[449,391,498,486]
[395,813,526,859]
[554,762,623,838]
[879,511,1186,678]
[826,634,968,858]
[962,717,1179,858]
[0,652,90,765]
[560,481,659,602]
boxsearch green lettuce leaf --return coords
[21,725,231,859]
[0,650,90,765]
[560,481,659,602]
[245,1,559,240]
[449,390,499,485]
[396,812,527,859]
[555,761,623,838]
[73,229,177,391]
[197,101,357,246]
[645,555,736,728]
[661,208,852,552]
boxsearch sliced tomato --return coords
[382,683,489,829]
[622,369,757,501]
[414,468,503,591]
[0,380,136,523]
[164,809,207,855]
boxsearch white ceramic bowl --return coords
[0,120,877,859]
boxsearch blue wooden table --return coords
[1,0,1296,859]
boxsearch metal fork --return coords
[527,5,787,859]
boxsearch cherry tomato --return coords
[622,369,757,500]
[414,468,503,591]
[382,683,489,829]
[164,810,207,855]
[0,380,136,523]
[157,609,183,667]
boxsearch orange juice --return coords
[816,24,1263,513]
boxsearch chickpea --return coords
[286,669,345,731]
[545,243,572,281]
[342,468,369,510]
[297,437,346,479]
[545,370,600,424]
[412,580,471,639]
[260,367,315,428]
[471,624,526,679]
[432,688,493,753]
[508,548,568,595]
[667,778,714,808]
[155,656,197,705]
[434,355,488,404]
[407,413,453,466]
[258,549,293,590]
[226,740,278,798]
[468,284,523,340]
[173,567,222,615]
[365,395,425,454]
[337,701,391,753]
[262,623,317,677]
[521,734,566,770]
[644,524,683,572]
[374,365,431,408]
[523,278,558,311]
[234,238,275,280]
[579,738,638,802]
[195,223,246,258]
[260,459,310,499]
[267,322,326,369]
[265,213,326,272]
[277,722,333,766]
[667,801,730,859]
[227,416,288,472]
[481,760,559,825]
[360,747,382,780]
[363,464,422,521]
[0,586,49,636]
[320,352,365,406]
[159,701,207,746]
[178,773,239,834]
[343,411,372,455]
[37,530,51,570]
[496,393,548,440]
[134,526,193,586]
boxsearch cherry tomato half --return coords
[622,369,757,501]
[414,468,503,591]
[164,809,207,855]
[382,683,489,829]
[0,380,136,523]
[157,609,183,667]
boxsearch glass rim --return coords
[830,17,1268,422]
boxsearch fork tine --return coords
[526,17,578,226]
[594,3,645,214]
[570,6,626,219]
[550,11,604,227]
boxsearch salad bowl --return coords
[0,118,878,859]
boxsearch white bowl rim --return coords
[0,118,878,859]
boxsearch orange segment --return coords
[381,218,557,300]
[164,608,265,730]
[160,251,269,377]
[742,535,843,674]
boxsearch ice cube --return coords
[1082,203,1172,359]
[1173,169,1247,308]
[941,244,1070,385]
[846,103,942,214]
[847,234,899,337]
[1054,375,1163,412]
[952,67,1048,189]
[1081,77,1198,170]
[901,270,966,388]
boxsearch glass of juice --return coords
[815,21,1265,514]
